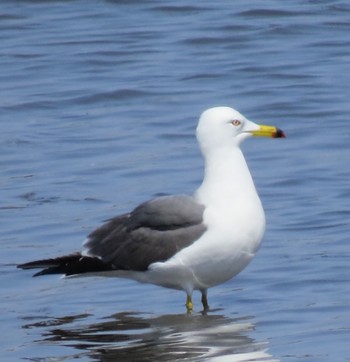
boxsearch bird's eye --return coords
[231,120,241,126]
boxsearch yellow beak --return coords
[251,125,286,138]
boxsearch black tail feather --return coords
[17,253,114,277]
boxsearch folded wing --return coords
[18,195,206,276]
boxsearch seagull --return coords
[18,107,285,312]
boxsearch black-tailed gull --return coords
[18,106,285,311]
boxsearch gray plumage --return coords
[18,195,206,275]
[84,195,206,271]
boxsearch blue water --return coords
[1,1,350,361]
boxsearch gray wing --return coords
[83,195,206,271]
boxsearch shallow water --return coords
[1,1,350,361]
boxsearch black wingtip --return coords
[17,261,48,270]
[17,253,114,277]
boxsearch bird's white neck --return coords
[195,146,260,209]
[195,145,265,256]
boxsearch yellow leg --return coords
[186,295,193,312]
[201,290,209,311]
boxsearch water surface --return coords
[1,1,350,361]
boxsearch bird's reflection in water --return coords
[22,311,278,361]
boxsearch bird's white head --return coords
[196,106,285,153]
